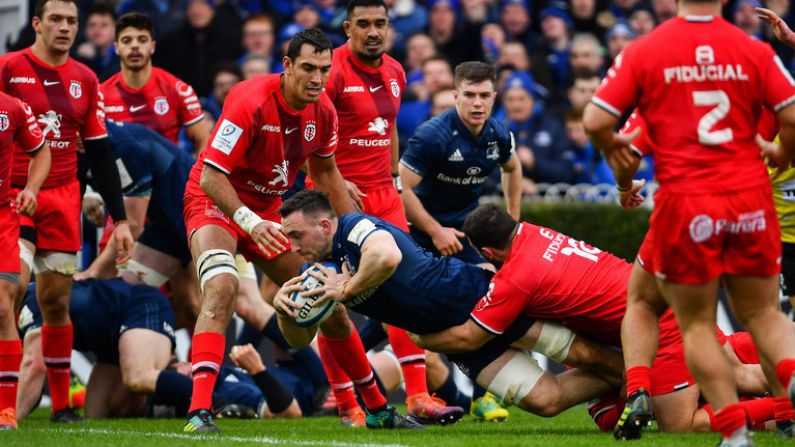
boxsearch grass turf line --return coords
[2,406,793,446]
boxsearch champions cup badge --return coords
[69,81,82,99]
[0,113,8,132]
[304,123,316,142]
[154,97,170,115]
[390,80,400,98]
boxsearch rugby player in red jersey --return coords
[0,93,50,429]
[0,0,132,423]
[582,0,795,442]
[305,0,462,426]
[101,12,209,150]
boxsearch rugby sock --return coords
[317,335,359,412]
[41,324,73,412]
[714,403,748,439]
[774,396,795,422]
[740,397,775,425]
[702,404,718,431]
[251,369,294,414]
[155,370,193,415]
[262,316,326,388]
[588,393,620,432]
[387,325,428,398]
[625,365,652,397]
[321,333,388,412]
[776,358,795,389]
[432,370,471,410]
[0,339,22,411]
[188,332,225,413]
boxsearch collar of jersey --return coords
[116,68,156,94]
[24,47,72,70]
[449,109,491,145]
[682,15,715,22]
[343,42,384,75]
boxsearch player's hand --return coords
[303,262,352,304]
[757,7,795,47]
[15,188,37,216]
[757,134,790,178]
[82,193,106,227]
[251,220,289,257]
[516,145,535,170]
[618,179,646,209]
[229,343,266,375]
[344,180,366,211]
[273,275,306,318]
[605,128,642,170]
[431,226,465,256]
[113,222,134,264]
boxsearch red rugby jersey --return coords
[0,92,44,202]
[593,15,795,193]
[324,43,405,190]
[0,48,106,188]
[101,67,203,143]
[185,74,337,215]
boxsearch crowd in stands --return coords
[6,0,789,194]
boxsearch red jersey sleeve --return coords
[592,43,641,117]
[759,45,795,113]
[203,85,257,174]
[174,79,204,126]
[469,277,526,335]
[314,105,338,159]
[324,65,341,103]
[621,109,650,156]
[82,79,108,140]
[14,99,44,152]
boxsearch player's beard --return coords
[356,40,383,62]
[123,53,151,72]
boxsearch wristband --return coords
[392,173,403,193]
[616,183,631,193]
[233,206,266,235]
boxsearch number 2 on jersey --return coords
[693,90,733,145]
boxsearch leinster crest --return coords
[154,97,170,115]
[304,123,316,142]
[69,81,82,99]
[0,113,8,132]
[390,79,400,98]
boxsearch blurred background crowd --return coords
[4,0,789,197]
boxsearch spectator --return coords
[385,0,428,55]
[429,84,456,117]
[427,0,465,64]
[570,0,607,38]
[569,33,604,74]
[651,0,677,23]
[501,71,574,190]
[397,56,454,148]
[734,0,763,38]
[238,14,275,69]
[605,20,635,62]
[628,6,656,36]
[548,69,601,121]
[116,0,184,37]
[154,0,243,96]
[404,32,437,76]
[481,22,505,63]
[201,63,242,120]
[500,0,539,52]
[74,2,119,81]
[273,23,305,70]
[241,53,270,79]
[539,4,574,98]
[563,110,597,184]
[497,40,552,92]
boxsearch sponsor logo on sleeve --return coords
[211,119,243,155]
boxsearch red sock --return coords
[727,332,760,364]
[715,402,748,438]
[188,332,224,413]
[775,396,795,422]
[0,339,22,411]
[776,359,795,389]
[322,332,387,411]
[41,324,73,413]
[317,335,359,412]
[739,397,775,425]
[588,393,621,432]
[387,326,427,398]
[702,404,718,431]
[625,365,652,397]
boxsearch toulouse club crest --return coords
[69,80,82,99]
[390,79,400,98]
[304,123,316,142]
[154,97,170,115]
[0,113,8,132]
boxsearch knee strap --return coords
[196,249,238,293]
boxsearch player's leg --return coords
[14,239,34,311]
[119,243,180,287]
[652,386,708,432]
[0,277,21,429]
[118,329,172,394]
[16,332,45,420]
[84,363,122,418]
[184,225,239,432]
[167,264,201,330]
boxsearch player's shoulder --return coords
[0,49,26,67]
[152,67,195,92]
[68,57,100,83]
[100,71,122,89]
[315,90,338,119]
[225,74,278,108]
[485,116,511,141]
[381,53,405,77]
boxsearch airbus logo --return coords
[261,124,280,133]
[343,86,364,93]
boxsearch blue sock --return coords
[432,369,471,410]
[155,369,193,415]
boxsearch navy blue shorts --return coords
[214,363,316,415]
[137,218,192,266]
[410,227,485,264]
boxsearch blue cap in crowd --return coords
[278,23,305,44]
[540,5,573,29]
[606,20,636,41]
[503,71,536,97]
[427,0,460,15]
[501,0,531,12]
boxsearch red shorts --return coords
[183,193,289,262]
[636,230,655,275]
[649,187,781,284]
[361,186,409,232]
[14,179,81,252]
[651,310,695,396]
[0,203,20,274]
[725,331,760,365]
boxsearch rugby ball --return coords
[289,262,339,327]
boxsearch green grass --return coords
[2,407,792,447]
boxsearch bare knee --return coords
[122,369,152,394]
[319,305,353,338]
[520,387,566,417]
[201,276,238,321]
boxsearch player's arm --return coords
[499,155,522,220]
[390,127,402,192]
[185,118,210,156]
[85,137,133,264]
[307,155,359,215]
[757,7,795,48]
[229,344,302,418]
[411,319,495,353]
[16,144,51,216]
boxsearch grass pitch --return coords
[3,406,793,447]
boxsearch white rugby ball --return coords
[290,262,339,327]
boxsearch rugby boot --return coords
[777,419,795,438]
[183,409,220,433]
[716,431,754,447]
[613,388,653,440]
[339,405,366,427]
[50,407,85,423]
[0,408,17,430]
[365,405,426,429]
[470,392,509,422]
[407,392,464,425]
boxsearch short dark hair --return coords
[34,0,77,19]
[115,12,155,40]
[346,0,388,18]
[454,61,496,88]
[88,1,115,20]
[279,190,335,219]
[463,204,518,251]
[212,61,242,82]
[286,28,333,61]
[571,69,601,84]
